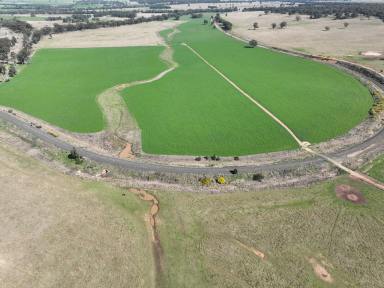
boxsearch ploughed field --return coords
[0,17,373,156]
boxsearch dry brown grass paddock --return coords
[0,124,383,288]
[0,132,154,288]
[155,176,384,287]
[224,11,384,72]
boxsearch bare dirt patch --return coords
[127,188,164,286]
[335,184,366,204]
[37,21,180,48]
[235,239,265,260]
[119,143,134,158]
[309,258,334,283]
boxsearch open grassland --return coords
[225,12,384,72]
[0,133,154,287]
[0,46,166,132]
[155,177,384,287]
[363,153,384,182]
[122,18,372,155]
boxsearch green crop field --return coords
[0,46,166,132]
[0,17,373,156]
[122,18,373,155]
[122,29,298,156]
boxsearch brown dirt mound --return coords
[335,184,366,204]
[309,258,333,283]
[119,143,134,159]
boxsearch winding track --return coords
[1,109,383,175]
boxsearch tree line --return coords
[0,7,238,78]
[214,13,233,31]
[244,2,384,22]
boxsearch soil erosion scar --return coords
[128,188,164,287]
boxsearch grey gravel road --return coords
[1,110,383,175]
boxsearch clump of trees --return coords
[214,13,232,31]
[16,47,31,64]
[68,147,83,164]
[8,65,16,77]
[252,173,264,182]
[0,38,12,60]
[0,19,33,35]
[191,13,203,19]
[248,39,258,47]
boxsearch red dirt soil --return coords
[335,184,366,204]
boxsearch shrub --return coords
[195,156,202,161]
[200,177,212,186]
[8,65,16,77]
[216,176,226,184]
[68,147,83,164]
[253,173,264,182]
[248,39,258,47]
[230,168,238,175]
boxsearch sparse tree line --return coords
[0,19,36,79]
[214,13,232,31]
[244,3,384,22]
[0,0,139,16]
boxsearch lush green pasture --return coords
[123,29,297,156]
[155,177,384,287]
[0,46,166,132]
[123,18,372,155]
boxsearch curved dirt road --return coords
[1,109,383,175]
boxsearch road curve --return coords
[1,110,383,175]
